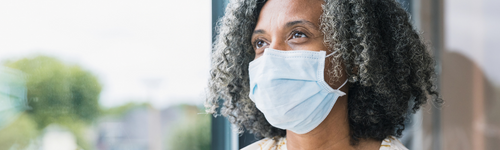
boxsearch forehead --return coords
[256,0,324,28]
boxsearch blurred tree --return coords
[101,102,151,117]
[167,105,211,150]
[4,55,102,149]
[0,113,38,150]
[5,55,102,128]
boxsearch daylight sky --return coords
[0,0,499,109]
[0,0,212,109]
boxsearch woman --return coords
[206,0,443,149]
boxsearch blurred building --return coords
[95,105,189,150]
[440,0,500,149]
[96,106,162,150]
[159,106,183,148]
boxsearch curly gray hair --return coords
[205,0,443,144]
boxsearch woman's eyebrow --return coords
[252,20,317,36]
[253,29,266,34]
[285,20,318,29]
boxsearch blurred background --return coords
[0,0,498,150]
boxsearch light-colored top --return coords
[241,136,409,150]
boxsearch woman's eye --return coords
[255,40,268,49]
[292,32,307,39]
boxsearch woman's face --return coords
[251,0,326,60]
[252,0,348,89]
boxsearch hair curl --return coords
[205,0,443,145]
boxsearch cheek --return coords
[254,54,262,60]
[289,40,328,51]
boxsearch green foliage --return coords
[0,113,38,150]
[101,102,151,118]
[5,55,102,129]
[167,105,211,150]
[3,55,102,149]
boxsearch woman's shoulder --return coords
[241,136,408,150]
[241,137,287,150]
[379,136,409,150]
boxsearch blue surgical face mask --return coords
[248,48,347,134]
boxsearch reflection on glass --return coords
[0,0,212,149]
[443,0,500,150]
[0,67,27,130]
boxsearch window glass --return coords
[0,1,212,149]
[443,0,500,149]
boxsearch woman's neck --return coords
[285,96,382,150]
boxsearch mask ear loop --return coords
[336,79,348,90]
[325,50,338,58]
[325,50,348,91]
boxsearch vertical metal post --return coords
[211,1,233,150]
[411,2,424,150]
[430,0,443,150]
[238,130,260,149]
[210,0,260,149]
[397,0,413,14]
[395,1,425,150]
